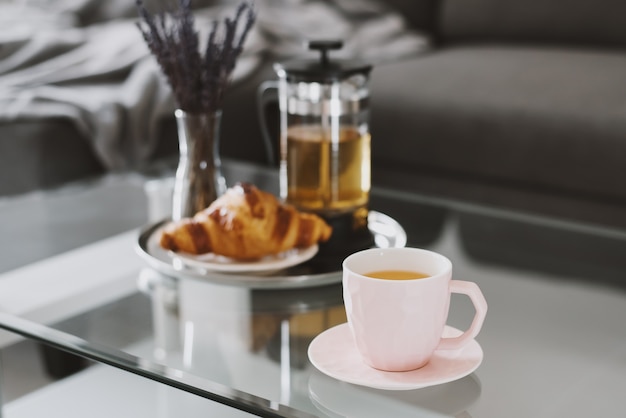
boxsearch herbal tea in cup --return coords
[363,270,429,280]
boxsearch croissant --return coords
[159,182,332,260]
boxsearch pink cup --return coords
[342,247,487,372]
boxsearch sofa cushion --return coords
[440,0,626,48]
[383,0,441,34]
[369,46,626,211]
[0,119,106,196]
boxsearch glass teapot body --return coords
[278,74,370,217]
[274,41,373,221]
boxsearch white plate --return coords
[308,323,483,391]
[170,244,319,274]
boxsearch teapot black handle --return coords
[256,80,279,166]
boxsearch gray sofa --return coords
[2,0,626,230]
[368,0,626,230]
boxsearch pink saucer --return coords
[308,323,483,391]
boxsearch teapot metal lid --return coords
[274,40,372,82]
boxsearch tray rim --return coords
[135,211,407,289]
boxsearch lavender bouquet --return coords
[136,0,256,114]
[136,0,256,218]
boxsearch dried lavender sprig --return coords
[199,2,254,112]
[136,0,256,114]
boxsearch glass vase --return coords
[172,109,226,220]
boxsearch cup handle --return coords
[437,280,488,351]
[256,80,279,166]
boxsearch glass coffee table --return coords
[1,159,625,417]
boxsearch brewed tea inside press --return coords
[259,40,374,267]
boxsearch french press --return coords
[260,40,373,228]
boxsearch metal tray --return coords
[136,211,406,289]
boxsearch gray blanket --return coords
[0,0,429,169]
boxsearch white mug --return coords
[342,247,487,372]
